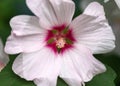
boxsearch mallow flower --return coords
[0,39,9,72]
[5,0,115,86]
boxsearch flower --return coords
[0,39,9,72]
[5,0,115,86]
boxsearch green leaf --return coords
[96,54,120,86]
[0,56,116,86]
[86,65,116,86]
[0,56,35,86]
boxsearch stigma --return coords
[56,37,66,48]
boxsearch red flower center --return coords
[45,24,76,54]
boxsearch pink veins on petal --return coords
[45,24,76,54]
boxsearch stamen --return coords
[56,37,66,48]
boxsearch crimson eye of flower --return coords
[45,24,76,53]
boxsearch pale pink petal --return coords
[49,0,75,26]
[83,2,105,20]
[10,15,45,36]
[12,48,62,86]
[26,0,75,28]
[5,32,45,54]
[0,39,9,71]
[59,44,106,86]
[70,14,97,37]
[70,2,115,54]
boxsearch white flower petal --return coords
[70,14,97,37]
[10,15,45,36]
[5,32,45,54]
[0,39,9,72]
[59,44,106,85]
[26,0,75,28]
[49,0,75,26]
[12,48,62,86]
[83,2,105,20]
[70,2,115,54]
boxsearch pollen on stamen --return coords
[56,37,66,48]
